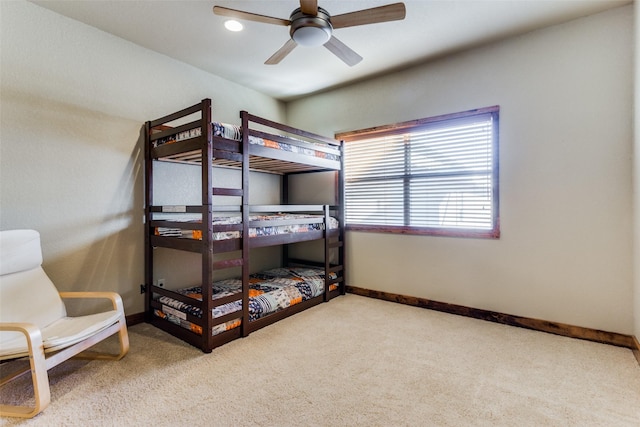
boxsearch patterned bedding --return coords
[154,267,337,336]
[155,213,339,240]
[153,122,339,161]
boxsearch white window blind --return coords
[341,106,499,238]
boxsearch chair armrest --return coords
[0,322,42,340]
[0,322,45,361]
[59,291,125,313]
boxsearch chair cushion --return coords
[0,310,122,359]
[0,230,43,276]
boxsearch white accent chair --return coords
[0,229,129,418]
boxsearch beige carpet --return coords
[2,294,639,426]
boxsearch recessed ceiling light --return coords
[224,20,243,32]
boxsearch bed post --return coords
[201,99,214,352]
[324,204,331,302]
[144,121,153,321]
[338,140,346,295]
[240,110,251,338]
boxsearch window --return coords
[337,106,499,238]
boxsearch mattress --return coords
[153,267,338,336]
[153,122,339,161]
[154,213,339,241]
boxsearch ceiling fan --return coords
[213,1,406,66]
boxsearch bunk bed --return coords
[144,99,345,353]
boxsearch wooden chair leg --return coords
[116,320,130,359]
[0,326,50,418]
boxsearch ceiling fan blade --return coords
[213,6,289,26]
[331,2,406,29]
[265,39,298,65]
[299,0,318,16]
[323,36,363,67]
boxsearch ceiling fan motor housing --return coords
[289,7,333,46]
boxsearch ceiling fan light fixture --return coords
[289,7,332,47]
[292,26,331,46]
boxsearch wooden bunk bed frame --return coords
[144,99,345,353]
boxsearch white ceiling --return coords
[30,0,631,101]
